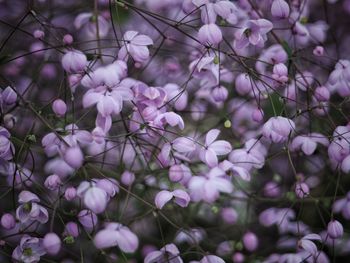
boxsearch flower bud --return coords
[63,147,84,169]
[78,210,98,232]
[314,86,330,101]
[212,86,228,102]
[2,86,17,105]
[252,108,264,123]
[44,174,62,190]
[242,232,258,252]
[313,46,324,56]
[63,34,74,45]
[221,208,238,224]
[232,252,245,263]
[52,99,67,117]
[295,182,309,198]
[1,213,16,230]
[65,222,79,237]
[121,171,135,186]
[3,114,16,129]
[271,0,290,19]
[43,233,61,255]
[263,181,281,197]
[33,30,45,39]
[327,220,343,239]
[64,187,77,201]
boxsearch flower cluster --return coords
[1,0,350,262]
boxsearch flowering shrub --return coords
[1,0,350,262]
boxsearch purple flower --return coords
[198,23,223,45]
[155,189,190,209]
[2,86,17,105]
[327,220,343,239]
[43,233,61,255]
[234,19,273,49]
[74,12,110,39]
[326,59,350,97]
[16,191,48,224]
[77,209,98,232]
[0,126,14,160]
[243,231,259,252]
[144,243,183,263]
[93,222,139,253]
[262,116,295,143]
[118,31,153,64]
[271,0,290,19]
[52,99,67,117]
[1,213,16,229]
[12,235,46,263]
[332,192,350,219]
[44,174,62,190]
[199,129,232,167]
[77,181,109,214]
[188,167,233,203]
[290,133,329,155]
[61,49,87,73]
[298,233,321,255]
[295,182,310,199]
[200,255,225,263]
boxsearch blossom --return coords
[243,232,258,252]
[271,0,290,19]
[262,116,295,143]
[16,191,48,224]
[12,235,46,263]
[199,129,232,167]
[43,233,61,255]
[298,234,322,256]
[61,49,87,73]
[155,189,190,209]
[327,220,344,239]
[188,166,233,203]
[0,126,14,160]
[234,19,273,49]
[198,23,223,45]
[118,31,153,63]
[290,133,329,155]
[144,243,183,263]
[93,222,139,253]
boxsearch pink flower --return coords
[199,129,232,167]
[93,222,139,253]
[118,31,153,64]
[155,189,190,209]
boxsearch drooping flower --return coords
[262,116,295,143]
[16,191,48,224]
[144,243,183,263]
[12,235,46,263]
[155,189,190,209]
[93,222,139,253]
